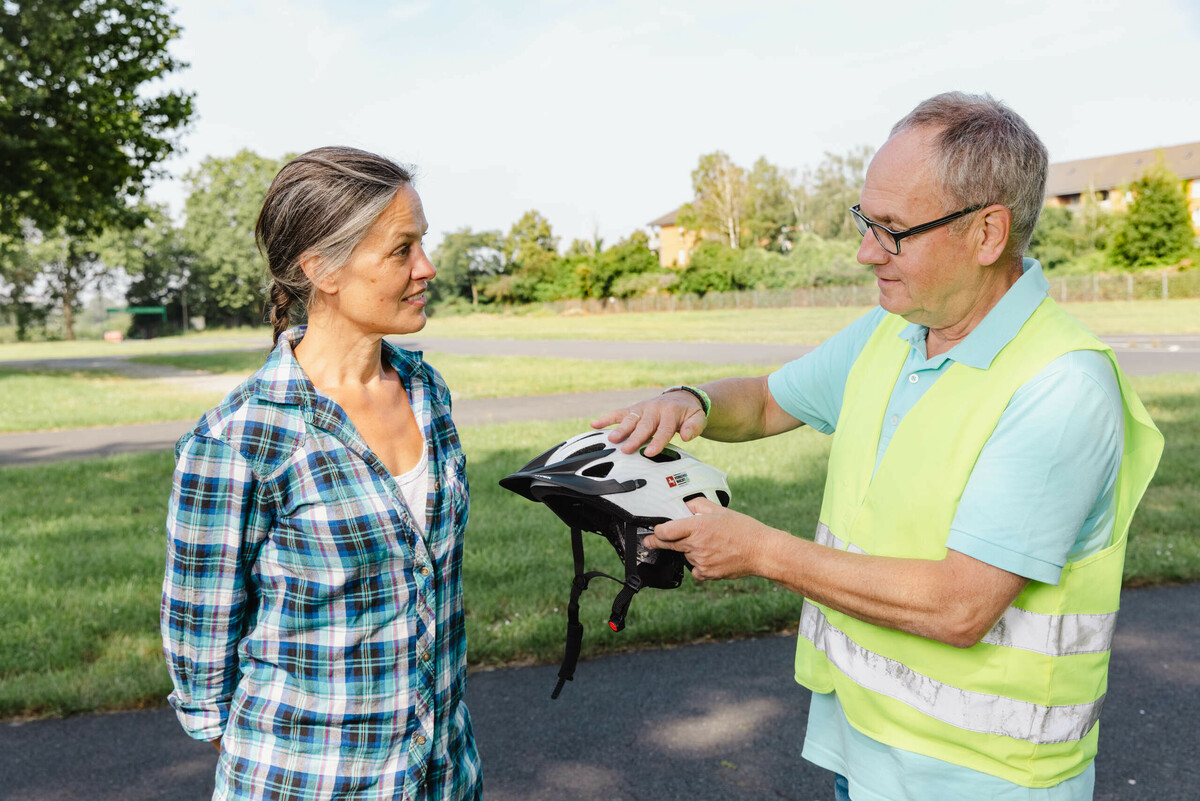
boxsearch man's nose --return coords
[856,230,888,267]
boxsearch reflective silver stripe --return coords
[815,522,865,554]
[799,602,1105,744]
[814,524,1117,657]
[982,606,1117,656]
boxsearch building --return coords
[1045,142,1200,234]
[647,206,699,268]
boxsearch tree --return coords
[0,0,194,237]
[118,205,195,335]
[587,230,661,299]
[183,151,285,325]
[680,151,747,248]
[25,224,114,339]
[431,227,505,307]
[1109,159,1195,269]
[503,210,570,303]
[744,157,796,251]
[802,146,874,240]
[0,231,50,340]
[1028,206,1081,270]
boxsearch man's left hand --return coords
[644,497,781,582]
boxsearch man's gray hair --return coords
[891,92,1048,256]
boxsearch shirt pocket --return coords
[274,466,403,582]
[441,453,469,542]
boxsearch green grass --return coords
[2,355,778,433]
[0,328,270,363]
[0,369,228,433]
[1,374,1195,718]
[3,297,1195,365]
[426,298,1200,341]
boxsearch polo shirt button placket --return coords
[908,373,919,384]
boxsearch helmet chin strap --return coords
[551,523,646,700]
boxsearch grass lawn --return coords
[0,369,230,433]
[1,374,1195,719]
[1,298,1197,365]
[424,298,1200,341]
[1,355,779,433]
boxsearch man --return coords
[592,92,1162,800]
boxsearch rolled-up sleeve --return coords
[160,433,262,741]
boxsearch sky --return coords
[146,0,1200,252]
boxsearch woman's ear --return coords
[299,253,339,296]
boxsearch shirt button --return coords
[414,734,427,746]
[890,415,899,426]
[421,651,432,662]
[908,374,919,384]
[420,565,431,577]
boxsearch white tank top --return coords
[392,448,429,536]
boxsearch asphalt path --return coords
[3,335,1198,467]
[2,582,1196,800]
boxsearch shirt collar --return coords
[897,257,1049,369]
[253,325,427,408]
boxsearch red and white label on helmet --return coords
[666,472,690,488]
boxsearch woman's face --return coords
[317,184,435,336]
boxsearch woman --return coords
[161,147,481,800]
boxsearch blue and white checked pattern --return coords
[161,327,481,800]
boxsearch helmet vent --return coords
[572,442,610,457]
[716,490,731,507]
[640,448,681,463]
[581,462,614,478]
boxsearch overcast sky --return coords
[146,0,1200,250]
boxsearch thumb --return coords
[685,496,722,515]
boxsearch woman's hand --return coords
[590,391,707,457]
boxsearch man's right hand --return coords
[589,389,707,456]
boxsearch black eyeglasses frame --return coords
[849,203,987,255]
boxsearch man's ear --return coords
[299,253,339,296]
[976,205,1011,267]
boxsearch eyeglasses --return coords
[849,203,985,255]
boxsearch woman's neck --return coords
[292,315,388,390]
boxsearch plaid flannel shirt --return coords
[161,328,481,801]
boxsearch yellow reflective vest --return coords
[794,297,1163,788]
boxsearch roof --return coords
[1046,141,1200,197]
[648,206,683,227]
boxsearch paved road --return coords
[2,582,1196,800]
[3,335,1198,467]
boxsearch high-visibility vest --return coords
[794,297,1163,788]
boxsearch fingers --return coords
[590,405,639,431]
[645,519,690,551]
[685,496,722,515]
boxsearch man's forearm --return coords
[699,376,802,442]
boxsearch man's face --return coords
[856,127,984,330]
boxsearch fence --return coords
[541,271,1200,315]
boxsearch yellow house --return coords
[1045,141,1200,234]
[647,206,700,268]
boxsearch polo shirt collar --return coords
[898,257,1049,369]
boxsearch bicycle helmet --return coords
[500,430,731,698]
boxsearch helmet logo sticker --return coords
[666,472,690,488]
